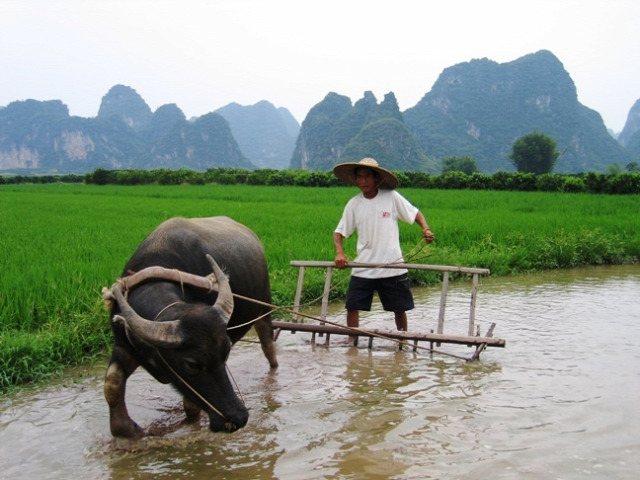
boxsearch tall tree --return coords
[509,132,560,174]
[442,156,478,174]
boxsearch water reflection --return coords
[0,265,638,479]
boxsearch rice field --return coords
[1,183,638,392]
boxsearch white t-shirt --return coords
[335,189,419,279]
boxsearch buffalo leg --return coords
[104,346,144,438]
[183,397,202,423]
[253,317,278,368]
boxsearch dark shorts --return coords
[345,273,414,312]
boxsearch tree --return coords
[607,163,622,175]
[626,162,640,173]
[442,156,478,174]
[509,132,560,174]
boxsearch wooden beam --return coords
[290,260,490,276]
[271,321,505,348]
[291,265,305,323]
[469,322,497,361]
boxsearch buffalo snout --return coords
[209,407,249,433]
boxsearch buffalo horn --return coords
[206,254,234,321]
[110,284,184,348]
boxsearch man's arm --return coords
[415,211,434,244]
[334,232,349,268]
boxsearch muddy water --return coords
[1,265,639,479]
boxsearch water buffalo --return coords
[103,216,278,438]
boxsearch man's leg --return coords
[394,311,408,351]
[378,274,412,333]
[347,309,359,345]
[394,311,407,331]
[346,275,373,347]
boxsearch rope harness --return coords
[155,348,241,430]
[104,240,449,424]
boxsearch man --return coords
[333,158,434,341]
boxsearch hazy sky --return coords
[2,0,639,132]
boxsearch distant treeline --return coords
[2,167,640,194]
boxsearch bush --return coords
[432,171,469,189]
[51,167,640,194]
[583,172,607,193]
[266,170,297,186]
[394,172,410,188]
[536,173,565,192]
[490,171,512,190]
[85,168,113,185]
[563,176,586,193]
[154,168,183,185]
[294,171,335,187]
[605,173,640,194]
[203,168,250,184]
[509,172,537,191]
[404,172,432,188]
[467,172,492,190]
[247,169,278,185]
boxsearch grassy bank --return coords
[1,183,638,393]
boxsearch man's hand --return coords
[334,252,349,268]
[422,227,435,244]
[333,232,349,268]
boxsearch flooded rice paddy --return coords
[1,265,639,479]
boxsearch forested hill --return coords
[1,50,639,175]
[403,50,630,173]
[0,86,296,174]
[289,91,439,173]
[215,101,299,170]
[618,99,640,160]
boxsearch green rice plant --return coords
[0,183,639,393]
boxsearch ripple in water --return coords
[1,265,639,479]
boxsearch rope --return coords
[155,349,243,428]
[226,363,245,405]
[111,242,469,434]
[229,291,469,360]
[154,301,180,321]
[225,239,449,358]
[110,239,458,361]
[227,309,272,331]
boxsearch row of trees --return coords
[446,131,638,175]
[2,167,638,194]
[80,167,640,194]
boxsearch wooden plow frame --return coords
[271,261,506,361]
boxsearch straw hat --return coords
[332,157,399,189]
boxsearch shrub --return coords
[509,172,537,191]
[490,171,511,190]
[536,173,565,192]
[563,176,586,193]
[432,171,469,189]
[583,172,607,193]
[294,170,335,187]
[467,172,492,190]
[605,173,640,194]
[404,171,432,188]
[247,169,278,185]
[266,170,297,186]
[394,172,410,188]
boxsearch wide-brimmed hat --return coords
[332,157,399,189]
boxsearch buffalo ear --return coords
[207,254,234,322]
[110,287,184,348]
